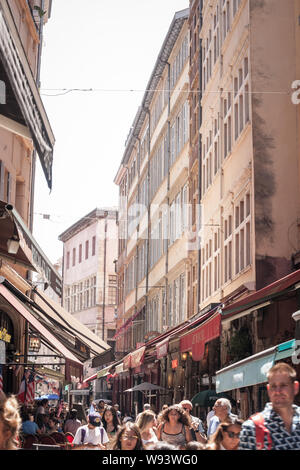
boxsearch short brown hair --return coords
[267,362,297,382]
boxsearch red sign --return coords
[131,346,146,368]
[123,346,146,370]
[180,313,221,361]
[156,337,169,359]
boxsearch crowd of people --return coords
[0,362,299,450]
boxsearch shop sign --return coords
[75,338,90,359]
[172,359,178,369]
[0,327,11,343]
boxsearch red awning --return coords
[156,337,170,359]
[123,346,146,370]
[221,269,300,319]
[0,284,82,366]
[79,373,97,389]
[131,346,145,368]
[85,373,97,382]
[180,313,221,361]
[113,308,144,340]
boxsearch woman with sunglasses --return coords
[206,417,244,450]
[111,422,145,450]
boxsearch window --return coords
[224,215,233,283]
[91,276,96,306]
[137,241,147,283]
[170,33,189,91]
[233,55,250,141]
[72,248,76,267]
[79,244,82,263]
[85,240,89,259]
[66,251,70,270]
[125,257,136,296]
[92,236,96,256]
[234,192,251,275]
[64,287,71,312]
[214,229,221,292]
[84,279,90,308]
[169,184,188,246]
[201,238,213,302]
[77,282,83,311]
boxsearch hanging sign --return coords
[0,327,11,343]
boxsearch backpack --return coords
[249,413,272,450]
[81,426,104,445]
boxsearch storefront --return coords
[216,339,297,418]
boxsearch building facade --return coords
[106,1,300,416]
[59,208,118,345]
[114,8,190,355]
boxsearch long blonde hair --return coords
[0,392,22,450]
[136,410,156,431]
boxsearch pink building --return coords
[59,208,118,354]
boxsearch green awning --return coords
[216,339,295,393]
[97,366,110,379]
[274,339,296,361]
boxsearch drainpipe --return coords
[102,213,108,341]
[165,61,171,325]
[197,1,203,315]
[144,108,151,333]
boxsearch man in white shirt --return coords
[207,398,236,438]
[72,412,109,449]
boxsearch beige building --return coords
[198,0,300,312]
[114,8,190,357]
[59,209,118,348]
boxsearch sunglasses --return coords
[224,430,240,439]
[121,434,138,441]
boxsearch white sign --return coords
[0,340,5,364]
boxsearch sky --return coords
[32,0,189,264]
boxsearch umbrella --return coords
[124,382,167,392]
[191,390,236,407]
[39,393,59,400]
[94,398,112,405]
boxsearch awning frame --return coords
[0,283,82,366]
[215,339,296,393]
[0,2,55,189]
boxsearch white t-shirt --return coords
[73,425,109,446]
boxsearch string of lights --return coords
[40,87,291,97]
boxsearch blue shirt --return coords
[239,403,300,450]
[207,413,237,438]
[207,415,220,437]
[22,420,39,435]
